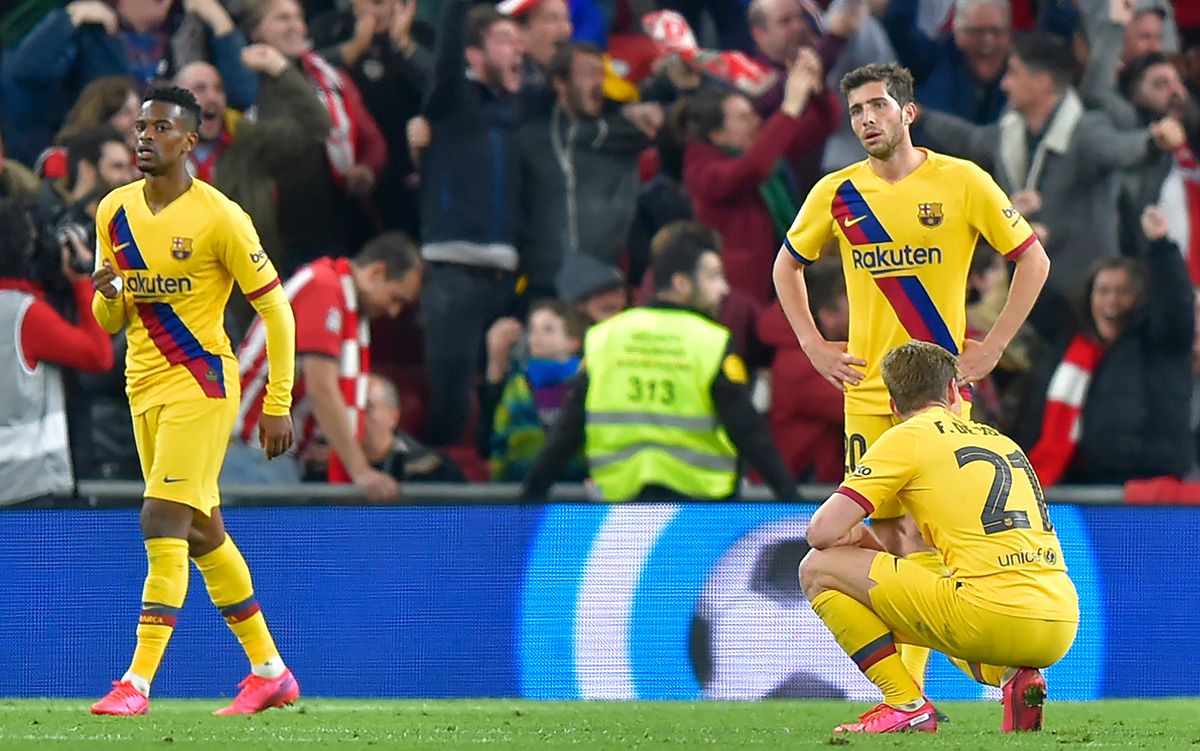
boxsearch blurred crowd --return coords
[2,0,1200,502]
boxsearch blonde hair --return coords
[881,341,958,415]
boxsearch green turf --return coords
[0,699,1196,750]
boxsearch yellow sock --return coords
[948,657,1008,687]
[192,536,280,666]
[129,537,189,684]
[895,550,948,688]
[810,590,924,708]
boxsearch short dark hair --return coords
[881,341,959,415]
[142,84,202,133]
[1011,32,1076,90]
[652,220,720,293]
[354,231,423,280]
[0,199,36,278]
[548,41,604,83]
[1078,256,1146,340]
[840,63,916,107]
[467,4,508,48]
[672,88,744,144]
[529,298,586,342]
[1119,51,1173,99]
[65,125,125,190]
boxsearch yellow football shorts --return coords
[867,552,1077,669]
[132,398,238,516]
[845,402,973,520]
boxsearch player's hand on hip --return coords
[259,413,295,459]
[92,259,122,299]
[802,339,865,392]
[957,338,1001,384]
[353,468,401,503]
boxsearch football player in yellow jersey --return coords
[772,62,1051,688]
[800,341,1078,734]
[88,86,300,717]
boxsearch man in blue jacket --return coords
[418,0,526,447]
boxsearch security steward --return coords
[520,229,798,501]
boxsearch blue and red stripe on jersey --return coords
[219,595,262,624]
[873,275,959,355]
[831,180,892,246]
[109,204,226,398]
[109,206,148,270]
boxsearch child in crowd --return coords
[490,300,587,482]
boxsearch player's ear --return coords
[889,398,900,418]
[902,102,918,127]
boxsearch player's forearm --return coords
[90,291,127,334]
[772,250,823,349]
[984,242,1050,352]
[307,374,373,478]
[250,284,296,416]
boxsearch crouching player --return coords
[801,341,1077,734]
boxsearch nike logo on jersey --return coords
[114,242,130,253]
[163,476,187,484]
[842,215,867,228]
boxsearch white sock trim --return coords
[251,658,286,679]
[121,670,151,697]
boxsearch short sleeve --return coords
[963,163,1037,260]
[782,176,837,265]
[836,425,917,515]
[292,280,344,359]
[221,203,282,300]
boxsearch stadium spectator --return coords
[361,373,466,484]
[242,0,389,269]
[822,0,899,173]
[521,42,661,299]
[1017,206,1194,486]
[1079,0,1180,66]
[417,0,525,447]
[1080,3,1200,262]
[757,259,845,483]
[520,225,797,501]
[882,0,1011,124]
[35,76,139,181]
[626,114,694,290]
[658,0,754,53]
[679,48,838,304]
[489,299,587,482]
[0,199,113,506]
[0,130,40,203]
[37,126,137,245]
[174,46,332,276]
[557,250,628,325]
[748,0,859,119]
[309,0,432,239]
[228,233,423,501]
[2,0,255,165]
[920,32,1178,320]
[501,0,573,103]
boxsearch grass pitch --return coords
[0,699,1195,750]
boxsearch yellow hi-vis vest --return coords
[584,306,737,501]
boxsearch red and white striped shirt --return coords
[234,257,369,481]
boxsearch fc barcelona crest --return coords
[171,236,193,260]
[917,203,944,228]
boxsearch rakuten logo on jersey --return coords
[125,274,194,296]
[851,245,943,274]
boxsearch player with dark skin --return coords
[91,99,294,558]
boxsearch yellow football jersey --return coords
[839,406,1078,622]
[94,179,282,414]
[784,150,1035,415]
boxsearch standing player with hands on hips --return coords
[772,63,1051,694]
[89,85,300,717]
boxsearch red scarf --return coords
[1028,335,1106,487]
[299,51,357,186]
[188,128,235,184]
[1174,145,1200,285]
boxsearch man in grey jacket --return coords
[919,32,1177,315]
[1079,0,1199,259]
[519,41,662,299]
